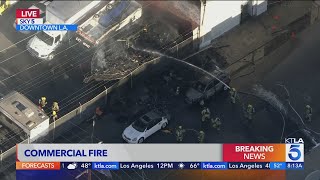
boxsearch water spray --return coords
[130,46,231,90]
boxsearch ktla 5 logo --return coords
[285,144,304,162]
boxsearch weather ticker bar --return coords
[16,141,305,172]
[16,162,304,171]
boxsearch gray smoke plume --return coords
[93,45,108,72]
[171,1,200,24]
[252,84,288,116]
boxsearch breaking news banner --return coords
[15,8,77,31]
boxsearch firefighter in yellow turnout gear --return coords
[52,102,59,112]
[39,97,47,109]
[201,107,211,122]
[230,88,237,104]
[175,126,186,143]
[246,104,255,123]
[305,105,312,122]
[52,111,58,121]
[211,117,221,131]
[198,131,205,143]
[201,107,211,130]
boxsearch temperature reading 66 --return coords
[189,163,200,169]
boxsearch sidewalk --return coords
[0,32,15,52]
[211,1,312,76]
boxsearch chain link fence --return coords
[0,56,167,172]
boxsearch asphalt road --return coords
[0,1,109,117]
[0,2,110,178]
[0,2,195,179]
[231,20,320,180]
[62,20,320,180]
[1,1,319,180]
[261,21,320,139]
[52,59,284,180]
[261,21,320,180]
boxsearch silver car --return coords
[185,70,230,104]
[122,109,170,143]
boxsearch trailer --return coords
[75,1,142,48]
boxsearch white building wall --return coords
[248,0,268,16]
[198,0,267,49]
[30,118,49,141]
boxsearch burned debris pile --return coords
[85,21,181,82]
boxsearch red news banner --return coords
[16,9,40,18]
[223,144,286,162]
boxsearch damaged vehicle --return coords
[185,69,230,104]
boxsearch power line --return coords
[0,23,193,147]
[0,32,39,54]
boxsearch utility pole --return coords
[75,169,91,180]
[91,118,95,143]
[88,169,92,180]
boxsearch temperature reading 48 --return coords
[80,162,92,169]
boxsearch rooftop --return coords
[43,29,61,37]
[46,1,99,22]
[0,91,49,132]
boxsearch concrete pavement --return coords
[231,18,320,180]
[261,20,320,139]
[87,60,285,145]
[212,1,312,76]
[0,1,113,119]
[0,32,15,52]
[0,1,318,179]
[287,145,320,180]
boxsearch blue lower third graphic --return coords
[92,162,119,170]
[201,162,228,170]
[286,162,304,170]
[16,24,78,31]
[270,162,286,170]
